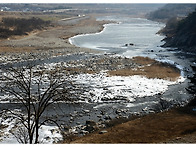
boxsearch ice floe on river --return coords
[71,72,185,104]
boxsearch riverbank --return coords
[0,14,109,54]
[68,103,196,143]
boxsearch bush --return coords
[0,28,13,38]
[0,17,51,38]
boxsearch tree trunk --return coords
[35,119,39,144]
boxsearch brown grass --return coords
[60,15,114,40]
[132,56,156,65]
[0,14,107,53]
[68,107,196,143]
[0,46,37,53]
[108,56,181,81]
[77,15,114,30]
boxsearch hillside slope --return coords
[161,10,196,52]
[147,4,196,22]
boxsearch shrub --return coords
[0,17,51,38]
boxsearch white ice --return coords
[71,72,185,103]
[0,118,62,144]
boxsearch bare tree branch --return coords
[0,64,71,144]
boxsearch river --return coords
[69,16,164,56]
[66,15,196,127]
[1,15,196,143]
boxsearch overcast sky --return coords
[0,0,194,3]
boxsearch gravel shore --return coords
[0,15,105,54]
[69,105,196,143]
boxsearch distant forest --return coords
[147,4,196,52]
[147,4,196,22]
[0,17,50,38]
[161,9,196,49]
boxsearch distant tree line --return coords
[148,4,196,50]
[0,4,73,12]
[0,17,51,38]
[161,9,196,49]
[147,4,196,22]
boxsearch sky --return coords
[0,0,195,3]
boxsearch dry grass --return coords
[77,15,113,31]
[0,46,37,53]
[108,56,181,81]
[62,56,180,81]
[132,56,156,65]
[69,107,196,143]
[0,14,107,53]
[60,15,114,40]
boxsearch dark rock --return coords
[100,111,105,115]
[79,114,83,117]
[76,122,81,125]
[97,115,102,118]
[85,125,94,133]
[85,120,97,133]
[80,130,88,134]
[44,136,51,140]
[115,109,122,114]
[153,99,174,112]
[61,126,71,132]
[159,99,172,109]
[104,115,112,120]
[86,120,96,126]
[187,97,196,106]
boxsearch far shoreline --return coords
[67,15,118,50]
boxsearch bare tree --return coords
[0,64,69,144]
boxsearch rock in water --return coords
[129,43,134,46]
[86,120,96,126]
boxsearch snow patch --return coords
[0,118,62,144]
[71,73,184,103]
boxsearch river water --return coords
[70,16,164,56]
[69,15,195,95]
[1,16,196,143]
[68,15,196,118]
[69,16,193,75]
